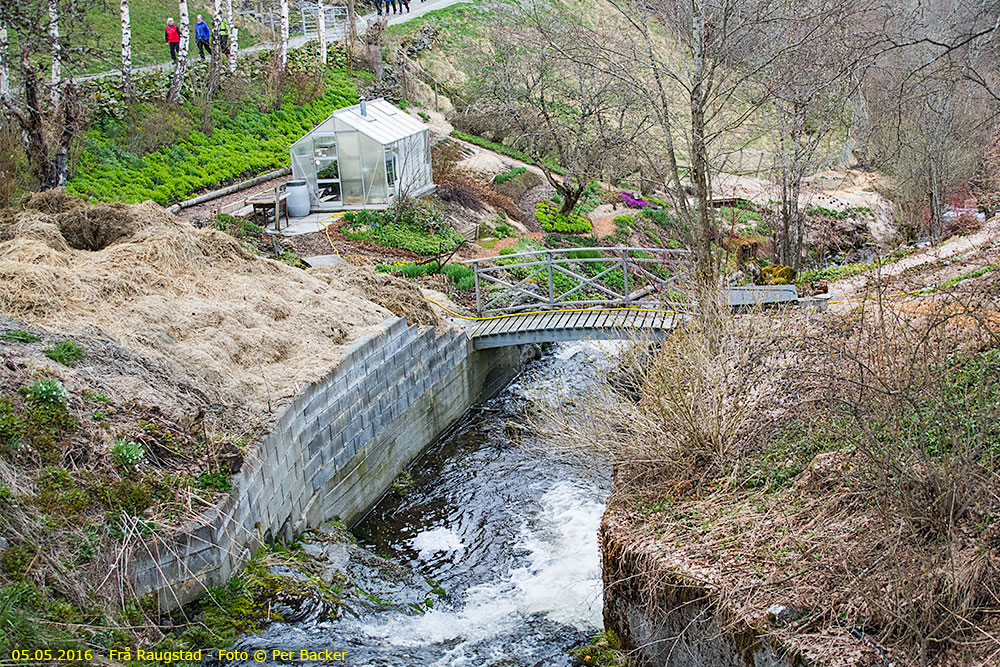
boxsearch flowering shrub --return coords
[621,191,651,208]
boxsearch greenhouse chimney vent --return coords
[360,98,367,116]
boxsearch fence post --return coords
[622,252,630,305]
[474,263,482,316]
[547,251,554,306]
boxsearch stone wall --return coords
[131,317,521,608]
[601,518,808,667]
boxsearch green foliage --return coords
[0,399,24,454]
[43,341,85,367]
[450,131,568,175]
[69,71,358,205]
[737,420,850,491]
[493,166,527,184]
[570,630,631,667]
[1,542,35,581]
[535,202,592,234]
[717,205,762,224]
[796,247,914,284]
[930,264,998,291]
[35,467,92,516]
[2,331,41,343]
[343,200,462,255]
[612,214,634,244]
[22,379,67,405]
[112,439,145,473]
[375,260,476,291]
[196,468,234,493]
[805,205,873,220]
[493,222,517,239]
[100,479,154,515]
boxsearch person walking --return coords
[165,18,181,62]
[386,0,397,14]
[374,0,383,16]
[219,17,230,55]
[398,0,410,12]
[194,15,211,60]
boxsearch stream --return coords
[222,341,618,666]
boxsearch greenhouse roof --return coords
[319,98,426,145]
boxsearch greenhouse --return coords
[289,98,435,212]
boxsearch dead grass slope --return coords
[0,194,439,416]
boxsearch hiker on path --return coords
[374,0,384,16]
[219,18,230,55]
[165,18,181,62]
[398,0,410,12]
[386,0,397,14]
[195,15,211,60]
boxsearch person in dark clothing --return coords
[374,0,383,15]
[194,15,210,60]
[398,0,410,12]
[386,0,397,13]
[165,18,181,62]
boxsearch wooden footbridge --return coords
[462,247,697,349]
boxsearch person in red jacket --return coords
[165,18,181,62]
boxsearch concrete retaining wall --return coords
[131,317,521,608]
[601,518,808,667]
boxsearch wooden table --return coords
[246,188,290,230]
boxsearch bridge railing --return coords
[463,247,698,316]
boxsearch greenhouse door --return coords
[312,135,342,207]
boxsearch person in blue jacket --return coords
[194,15,211,60]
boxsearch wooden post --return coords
[273,186,281,230]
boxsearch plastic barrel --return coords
[285,181,311,218]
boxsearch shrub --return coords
[535,202,592,234]
[493,222,517,239]
[22,379,66,405]
[621,191,650,208]
[493,167,527,184]
[2,331,41,343]
[112,439,145,473]
[612,214,634,244]
[43,341,85,367]
[342,201,462,255]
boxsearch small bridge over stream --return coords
[462,247,696,349]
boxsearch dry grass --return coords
[0,196,433,414]
[541,275,1000,666]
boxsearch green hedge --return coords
[535,202,591,234]
[493,166,527,184]
[68,72,358,205]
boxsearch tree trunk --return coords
[279,0,289,69]
[225,0,237,72]
[121,0,133,99]
[0,25,9,100]
[48,0,61,106]
[317,0,327,65]
[347,0,357,74]
[202,0,222,133]
[167,0,189,103]
[557,185,583,217]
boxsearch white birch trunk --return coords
[317,1,327,65]
[121,0,133,96]
[213,0,222,52]
[178,0,189,61]
[230,26,239,71]
[279,0,289,68]
[0,26,8,101]
[225,0,236,71]
[168,0,190,103]
[49,0,61,106]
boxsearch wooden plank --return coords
[538,311,560,331]
[478,316,506,337]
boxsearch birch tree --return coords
[0,24,8,100]
[48,0,60,105]
[225,0,236,71]
[0,0,97,189]
[167,0,189,103]
[318,0,327,66]
[279,0,289,68]
[120,0,133,99]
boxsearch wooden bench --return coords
[246,187,290,231]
